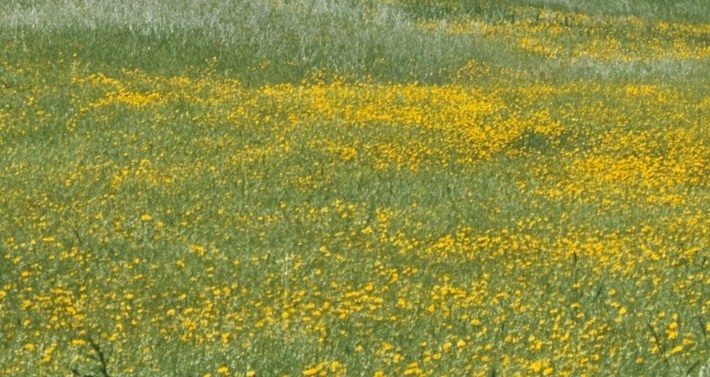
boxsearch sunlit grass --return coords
[0,1,708,376]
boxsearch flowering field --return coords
[0,0,709,376]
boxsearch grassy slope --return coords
[0,1,709,376]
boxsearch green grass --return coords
[2,0,706,84]
[1,0,709,376]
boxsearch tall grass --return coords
[1,0,706,84]
[0,1,708,376]
[0,0,505,83]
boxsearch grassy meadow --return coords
[0,0,709,376]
